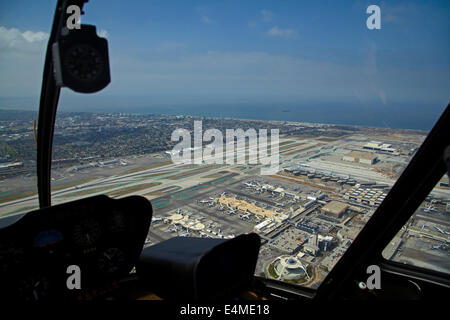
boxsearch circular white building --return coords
[270,256,309,281]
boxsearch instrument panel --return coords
[0,195,152,300]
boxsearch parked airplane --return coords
[228,209,237,215]
[434,226,449,235]
[240,213,251,220]
[220,192,227,196]
[169,227,178,233]
[199,200,210,204]
[275,202,285,207]
[176,208,182,214]
[425,204,437,212]
[218,206,225,211]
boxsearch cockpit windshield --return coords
[0,1,449,290]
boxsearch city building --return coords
[270,256,309,281]
[321,200,349,219]
[363,141,397,154]
[342,152,377,165]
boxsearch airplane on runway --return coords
[434,226,449,235]
[245,182,257,188]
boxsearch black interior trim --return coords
[37,0,88,208]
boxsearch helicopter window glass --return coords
[382,173,450,275]
[1,1,449,289]
[0,1,55,221]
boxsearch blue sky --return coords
[0,0,449,112]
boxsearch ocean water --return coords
[127,103,443,131]
[1,96,447,131]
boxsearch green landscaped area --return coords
[54,185,121,199]
[0,205,38,217]
[0,177,97,204]
[107,182,161,197]
[51,177,96,191]
[117,161,172,176]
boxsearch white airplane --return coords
[152,217,163,222]
[434,226,449,235]
[176,208,182,214]
[245,182,257,188]
[275,202,285,207]
[199,200,210,204]
[228,209,237,215]
[169,227,178,233]
[208,202,215,207]
[218,206,225,211]
[209,197,215,201]
[240,213,251,220]
[220,192,227,196]
[179,232,190,237]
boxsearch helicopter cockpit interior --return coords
[0,0,448,306]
